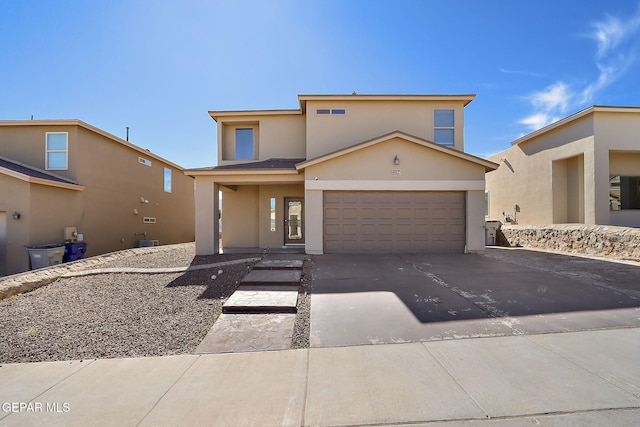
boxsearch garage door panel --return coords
[324,191,466,253]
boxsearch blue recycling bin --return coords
[64,242,88,262]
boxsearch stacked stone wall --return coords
[499,224,640,261]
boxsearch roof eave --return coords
[185,168,302,177]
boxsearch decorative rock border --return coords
[499,224,640,262]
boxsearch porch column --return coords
[194,177,219,255]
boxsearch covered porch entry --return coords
[188,159,305,255]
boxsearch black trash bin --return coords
[64,242,88,262]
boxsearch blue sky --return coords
[2,1,640,168]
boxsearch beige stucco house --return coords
[0,120,195,276]
[486,106,640,228]
[187,94,497,255]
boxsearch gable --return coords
[303,136,488,181]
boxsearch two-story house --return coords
[187,94,497,255]
[0,120,195,275]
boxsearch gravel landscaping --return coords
[0,244,312,363]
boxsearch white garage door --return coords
[324,191,466,253]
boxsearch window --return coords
[316,108,345,115]
[485,192,490,217]
[610,176,640,210]
[434,109,455,146]
[138,157,152,167]
[164,168,172,193]
[270,197,276,231]
[235,128,254,160]
[46,132,68,170]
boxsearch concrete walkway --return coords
[1,328,638,426]
[194,254,305,354]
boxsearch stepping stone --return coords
[194,313,296,354]
[263,253,305,260]
[223,286,299,313]
[253,259,303,270]
[241,269,301,286]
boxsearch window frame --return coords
[45,132,69,170]
[610,175,640,210]
[485,191,490,217]
[434,109,455,147]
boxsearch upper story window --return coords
[434,109,455,146]
[235,128,254,160]
[164,167,172,193]
[610,176,640,210]
[46,132,68,170]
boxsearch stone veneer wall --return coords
[499,224,640,262]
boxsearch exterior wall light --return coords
[394,155,400,165]
[12,211,21,220]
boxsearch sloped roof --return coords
[0,157,84,190]
[296,131,498,172]
[210,158,304,171]
[185,158,305,177]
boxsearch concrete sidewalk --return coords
[1,328,639,426]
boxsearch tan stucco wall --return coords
[218,114,305,164]
[0,175,30,275]
[222,185,259,248]
[258,184,305,249]
[594,111,640,227]
[0,123,195,272]
[305,138,485,181]
[72,127,194,256]
[305,100,467,159]
[486,115,595,225]
[466,190,486,253]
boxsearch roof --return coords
[208,93,476,120]
[0,157,85,191]
[512,105,640,146]
[185,158,305,177]
[0,119,186,170]
[189,158,305,172]
[296,131,498,172]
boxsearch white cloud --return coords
[519,4,640,132]
[519,82,571,130]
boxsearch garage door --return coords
[324,191,466,253]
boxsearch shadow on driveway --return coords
[310,249,640,347]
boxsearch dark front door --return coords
[284,198,304,244]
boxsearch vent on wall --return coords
[143,217,156,224]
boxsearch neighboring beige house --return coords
[486,106,640,228]
[0,120,195,275]
[187,94,497,255]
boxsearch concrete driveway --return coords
[310,248,640,347]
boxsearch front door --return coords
[284,198,304,244]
